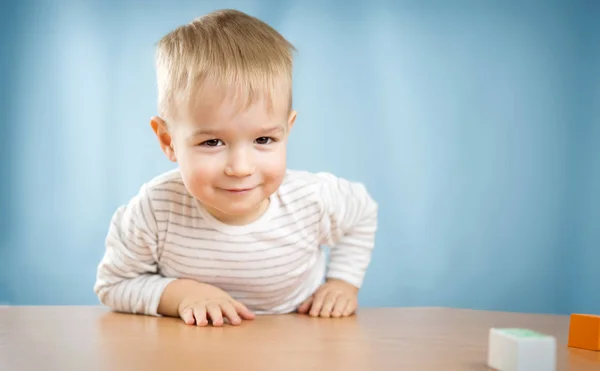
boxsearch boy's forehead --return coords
[182,89,289,127]
[177,97,287,134]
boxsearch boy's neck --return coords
[201,198,271,226]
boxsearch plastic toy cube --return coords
[487,328,556,371]
[568,313,600,351]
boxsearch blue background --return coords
[1,0,598,315]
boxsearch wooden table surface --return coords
[1,306,599,370]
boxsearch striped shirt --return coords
[94,168,378,316]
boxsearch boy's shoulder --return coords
[139,167,190,200]
[146,167,186,189]
[278,169,358,202]
[283,168,368,184]
[281,169,339,187]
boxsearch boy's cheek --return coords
[178,155,220,191]
[260,148,287,173]
[179,150,215,173]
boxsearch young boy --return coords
[94,9,378,327]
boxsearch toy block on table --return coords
[568,313,600,351]
[487,328,556,371]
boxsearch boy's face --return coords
[152,92,296,225]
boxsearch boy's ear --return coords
[150,116,177,162]
[287,110,297,132]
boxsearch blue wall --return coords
[1,0,598,314]
[563,4,600,315]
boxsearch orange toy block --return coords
[568,313,600,351]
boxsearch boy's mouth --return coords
[222,187,255,194]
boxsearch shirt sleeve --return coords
[316,172,378,288]
[93,183,176,316]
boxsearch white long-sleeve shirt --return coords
[94,168,378,316]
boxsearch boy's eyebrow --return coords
[261,125,286,134]
[189,125,285,137]
[189,128,220,137]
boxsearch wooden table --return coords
[1,306,599,370]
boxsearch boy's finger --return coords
[343,299,357,317]
[180,307,195,325]
[232,300,255,320]
[331,298,348,318]
[297,296,313,314]
[207,303,224,326]
[319,293,338,318]
[193,306,208,326]
[220,303,241,326]
[309,290,328,317]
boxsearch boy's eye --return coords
[201,139,223,147]
[255,137,273,145]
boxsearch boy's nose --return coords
[224,150,255,177]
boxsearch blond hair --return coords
[155,9,296,123]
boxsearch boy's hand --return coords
[177,283,255,326]
[159,279,255,327]
[297,278,359,318]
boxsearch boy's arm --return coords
[317,172,378,289]
[93,183,176,316]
